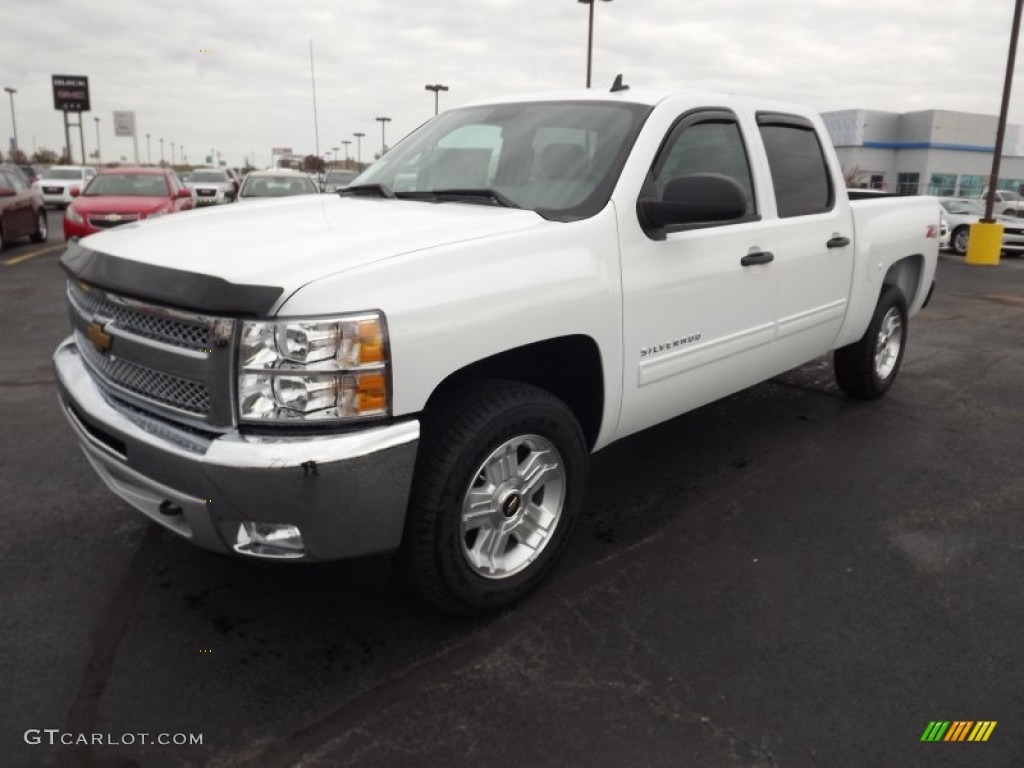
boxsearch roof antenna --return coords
[610,74,629,93]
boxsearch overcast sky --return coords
[3,0,1024,167]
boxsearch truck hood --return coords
[76,195,543,298]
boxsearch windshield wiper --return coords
[338,183,396,199]
[400,188,521,209]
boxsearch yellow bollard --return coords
[965,221,1003,265]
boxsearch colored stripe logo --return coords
[921,721,997,742]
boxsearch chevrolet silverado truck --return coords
[55,88,939,614]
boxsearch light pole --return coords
[93,117,101,164]
[331,146,339,168]
[146,133,151,164]
[353,132,365,167]
[159,137,164,164]
[342,140,351,166]
[171,141,176,167]
[578,0,612,88]
[375,117,391,157]
[424,83,449,115]
[3,87,17,157]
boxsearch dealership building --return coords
[821,109,1024,197]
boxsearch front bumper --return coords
[54,337,419,561]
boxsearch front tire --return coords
[834,284,908,400]
[400,381,589,615]
[951,226,969,255]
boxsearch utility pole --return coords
[353,132,365,167]
[3,87,17,157]
[93,116,101,164]
[578,0,612,88]
[146,133,151,164]
[425,83,449,115]
[375,116,391,157]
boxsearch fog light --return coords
[234,522,305,559]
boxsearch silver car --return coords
[185,168,237,205]
[237,171,320,201]
[321,169,359,193]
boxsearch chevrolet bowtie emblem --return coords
[104,213,123,222]
[86,322,112,353]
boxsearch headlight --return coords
[237,313,389,423]
[66,207,84,223]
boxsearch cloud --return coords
[3,0,1022,166]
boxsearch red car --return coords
[0,164,48,250]
[63,167,195,240]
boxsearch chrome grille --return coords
[88,215,140,230]
[76,330,211,414]
[67,280,236,430]
[68,280,211,351]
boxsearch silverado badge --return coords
[86,322,112,354]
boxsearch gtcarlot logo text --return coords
[24,729,203,746]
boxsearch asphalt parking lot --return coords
[1,219,1022,767]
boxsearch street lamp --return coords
[578,0,612,88]
[146,133,151,164]
[93,117,101,164]
[3,87,17,156]
[171,141,176,167]
[159,137,164,164]
[424,83,449,115]
[330,146,339,168]
[342,140,351,166]
[375,117,391,157]
[353,132,365,167]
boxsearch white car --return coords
[980,188,1024,217]
[321,170,359,193]
[236,171,320,201]
[939,198,1023,254]
[33,166,96,208]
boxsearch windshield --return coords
[352,100,651,220]
[191,171,228,183]
[41,168,84,180]
[84,174,169,197]
[941,199,986,215]
[240,175,318,197]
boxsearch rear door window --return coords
[757,114,834,218]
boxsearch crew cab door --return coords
[617,109,778,438]
[755,113,855,370]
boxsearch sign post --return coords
[113,110,139,164]
[52,75,90,164]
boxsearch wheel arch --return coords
[882,254,924,309]
[420,335,605,451]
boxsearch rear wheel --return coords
[834,284,908,400]
[30,210,48,243]
[400,381,589,615]
[951,226,969,255]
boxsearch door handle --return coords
[740,251,774,266]
[827,235,851,248]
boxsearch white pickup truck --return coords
[55,88,939,613]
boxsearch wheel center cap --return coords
[501,492,522,518]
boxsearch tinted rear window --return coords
[758,123,833,218]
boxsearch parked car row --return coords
[939,197,1024,256]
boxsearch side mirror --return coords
[638,173,748,239]
[0,187,16,198]
[70,187,81,197]
[177,187,192,198]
